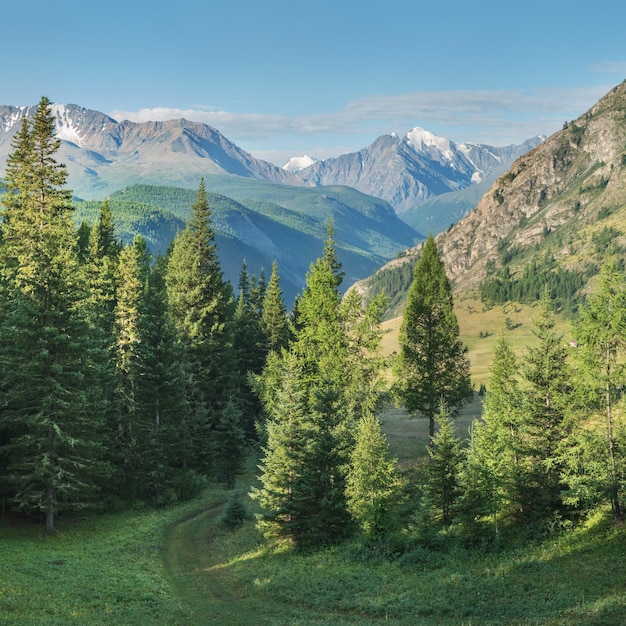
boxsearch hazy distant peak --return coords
[405,126,454,159]
[282,155,319,172]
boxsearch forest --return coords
[2,98,626,622]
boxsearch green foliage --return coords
[568,260,626,523]
[480,256,595,315]
[346,414,401,539]
[0,97,109,532]
[393,236,472,440]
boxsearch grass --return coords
[3,455,626,624]
[381,292,573,389]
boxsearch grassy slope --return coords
[0,296,615,626]
[381,292,573,389]
[3,429,626,625]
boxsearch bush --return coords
[221,494,249,529]
[171,469,209,502]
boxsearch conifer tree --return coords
[136,255,187,503]
[393,235,471,442]
[212,396,247,489]
[570,260,626,523]
[424,401,464,527]
[260,260,290,354]
[165,178,234,472]
[517,289,570,521]
[0,97,108,531]
[253,222,387,546]
[460,335,522,535]
[251,352,311,544]
[111,236,150,503]
[346,413,400,538]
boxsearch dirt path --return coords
[163,501,238,623]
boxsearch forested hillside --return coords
[3,97,626,626]
[73,181,421,307]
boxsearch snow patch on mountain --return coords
[51,103,84,146]
[1,107,28,133]
[406,127,454,160]
[282,155,318,172]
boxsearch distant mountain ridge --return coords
[0,103,304,199]
[0,103,540,216]
[289,128,544,214]
[352,81,626,316]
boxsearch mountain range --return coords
[288,128,543,215]
[353,80,626,317]
[0,99,550,304]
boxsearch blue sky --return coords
[3,0,625,165]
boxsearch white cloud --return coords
[108,85,613,152]
[588,61,626,75]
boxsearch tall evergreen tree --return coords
[253,222,387,546]
[111,236,150,503]
[460,335,522,536]
[0,97,108,532]
[165,178,234,472]
[393,235,471,442]
[260,260,290,354]
[517,289,570,522]
[570,260,626,523]
[346,413,400,538]
[136,255,187,503]
[424,401,464,527]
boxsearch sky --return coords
[3,0,625,166]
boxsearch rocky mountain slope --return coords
[291,128,542,213]
[354,81,626,309]
[0,104,303,199]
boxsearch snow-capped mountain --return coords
[0,103,540,215]
[0,104,303,199]
[282,155,319,172]
[290,127,544,213]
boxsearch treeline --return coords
[0,98,290,531]
[480,255,597,315]
[362,258,416,319]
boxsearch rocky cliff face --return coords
[438,81,626,290]
[354,81,626,299]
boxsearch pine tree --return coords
[518,289,570,522]
[135,255,187,503]
[0,97,108,532]
[251,352,311,544]
[111,236,150,503]
[346,413,400,538]
[424,401,464,527]
[260,260,290,354]
[570,260,626,523]
[212,396,247,489]
[393,235,471,442]
[460,335,522,536]
[165,178,234,472]
[252,222,387,546]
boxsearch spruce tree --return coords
[346,413,400,538]
[111,236,150,503]
[460,335,522,536]
[136,255,187,503]
[260,260,290,354]
[424,401,464,527]
[165,178,234,472]
[253,222,387,546]
[0,97,108,531]
[212,396,247,489]
[393,235,471,442]
[570,260,626,523]
[518,289,570,522]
